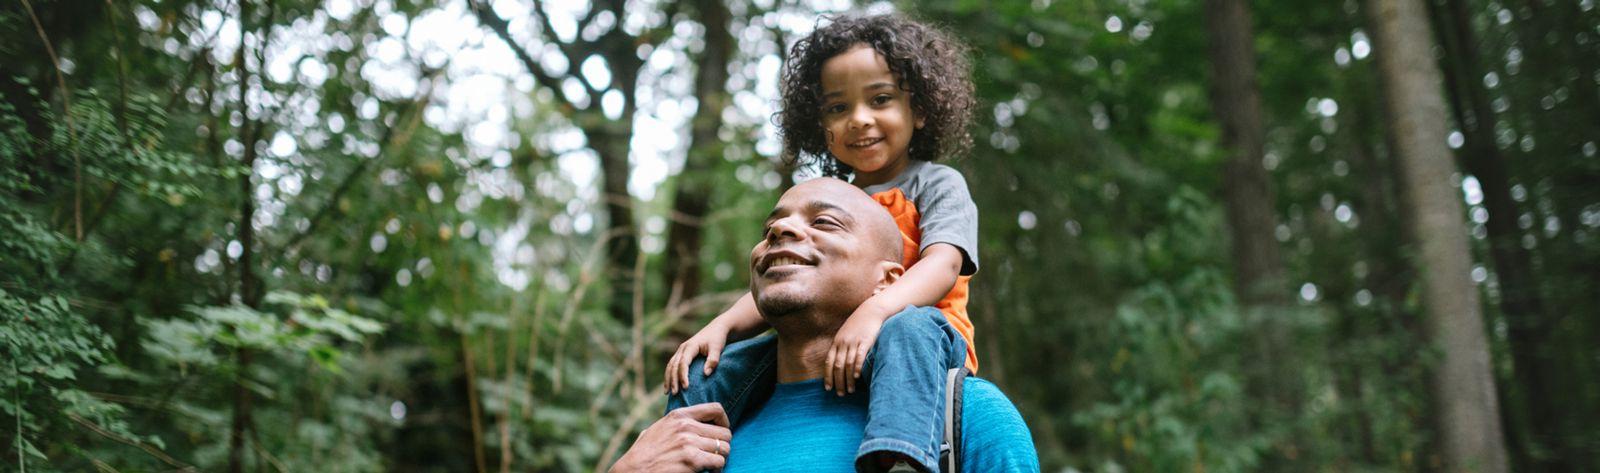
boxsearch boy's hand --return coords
[825,306,888,396]
[665,323,731,395]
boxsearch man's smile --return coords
[757,249,817,276]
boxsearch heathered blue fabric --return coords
[724,377,1038,473]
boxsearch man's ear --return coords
[873,261,904,295]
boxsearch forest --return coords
[2,0,1596,471]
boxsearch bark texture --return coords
[1366,0,1511,470]
[663,0,733,306]
[1428,0,1566,469]
[1201,0,1300,461]
[1203,0,1289,308]
[228,4,262,470]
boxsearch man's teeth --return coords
[771,256,803,267]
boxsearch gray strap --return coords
[942,367,965,473]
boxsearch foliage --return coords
[1,81,166,469]
[1,0,1595,471]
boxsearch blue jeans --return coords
[668,306,967,473]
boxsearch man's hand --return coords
[825,304,890,396]
[609,402,733,473]
[665,322,733,394]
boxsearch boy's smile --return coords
[818,45,924,188]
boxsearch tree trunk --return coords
[1366,0,1511,471]
[227,4,261,470]
[1202,0,1290,308]
[663,0,733,308]
[461,333,487,473]
[471,1,654,323]
[1341,96,1408,466]
[594,8,652,325]
[228,141,260,472]
[1201,0,1299,461]
[1428,0,1566,469]
[1550,0,1600,127]
[594,118,641,323]
[769,22,797,194]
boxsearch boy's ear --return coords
[914,110,926,130]
[872,261,905,295]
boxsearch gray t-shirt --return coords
[862,160,980,275]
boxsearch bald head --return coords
[786,178,902,263]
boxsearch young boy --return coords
[665,13,981,472]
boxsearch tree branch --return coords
[631,0,683,51]
[19,0,82,241]
[530,0,613,96]
[529,0,579,57]
[471,1,581,114]
[67,414,196,471]
[162,4,235,111]
[576,0,606,32]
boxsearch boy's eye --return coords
[872,94,893,105]
[824,104,845,114]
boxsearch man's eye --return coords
[813,217,838,227]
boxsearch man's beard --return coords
[754,290,808,320]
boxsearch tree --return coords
[662,0,734,308]
[1203,0,1289,309]
[1201,0,1302,461]
[472,0,678,322]
[1426,0,1567,468]
[6,0,1598,470]
[1366,0,1510,470]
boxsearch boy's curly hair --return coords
[777,13,976,175]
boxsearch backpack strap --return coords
[939,366,968,473]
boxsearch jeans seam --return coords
[728,342,775,414]
[859,438,939,472]
[860,308,955,473]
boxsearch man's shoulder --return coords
[960,378,1040,472]
[962,377,1002,394]
[960,378,1022,427]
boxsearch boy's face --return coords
[818,44,924,187]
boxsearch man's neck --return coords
[768,316,844,381]
[772,328,837,383]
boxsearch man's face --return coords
[749,179,892,321]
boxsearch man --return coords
[611,178,1037,472]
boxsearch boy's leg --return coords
[665,333,779,429]
[855,306,968,473]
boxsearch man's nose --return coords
[767,216,805,242]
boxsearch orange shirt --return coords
[870,187,979,373]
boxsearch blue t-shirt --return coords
[724,378,1038,472]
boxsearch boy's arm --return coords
[859,243,963,318]
[825,243,963,394]
[666,292,770,394]
[714,292,770,342]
